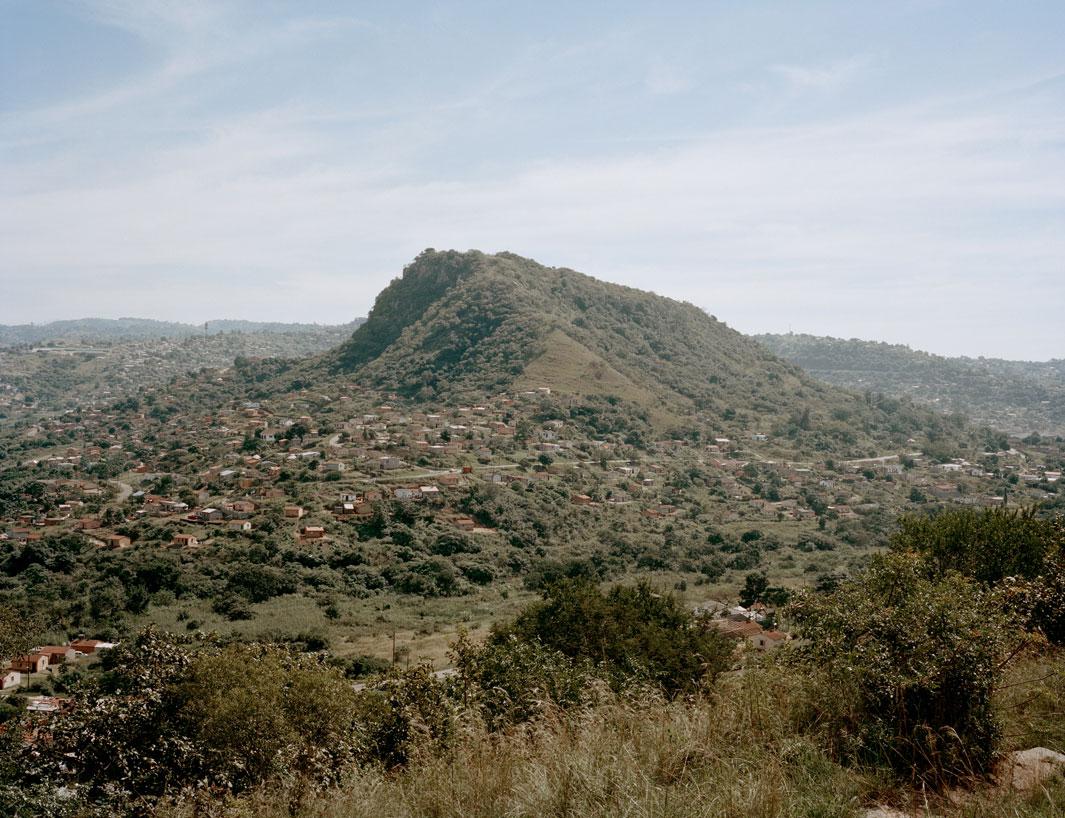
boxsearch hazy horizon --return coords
[3,307,1062,365]
[3,2,1063,359]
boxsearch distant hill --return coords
[315,249,972,453]
[0,317,363,346]
[756,333,1065,437]
[0,323,362,411]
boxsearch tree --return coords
[739,572,768,607]
[0,606,37,662]
[42,629,362,813]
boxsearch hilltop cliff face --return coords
[318,249,965,449]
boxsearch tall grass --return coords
[159,656,1065,818]
[164,668,870,818]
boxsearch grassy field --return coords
[133,582,540,668]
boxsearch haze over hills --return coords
[314,249,973,455]
[0,317,364,347]
[757,333,1065,438]
[0,321,364,413]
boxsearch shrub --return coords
[496,579,732,696]
[451,632,597,729]
[39,629,362,813]
[892,508,1065,643]
[356,664,457,768]
[891,507,1062,585]
[789,552,1019,785]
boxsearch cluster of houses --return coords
[701,603,790,651]
[4,377,1062,561]
[2,639,114,692]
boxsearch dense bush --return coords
[891,507,1063,584]
[789,552,1019,784]
[451,632,598,729]
[17,629,362,814]
[496,579,732,695]
[891,507,1065,643]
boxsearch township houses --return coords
[38,646,76,665]
[708,619,789,651]
[9,654,48,674]
[1,670,20,690]
[69,639,114,655]
[171,533,199,547]
[299,525,325,542]
[419,485,442,502]
[228,520,252,531]
[334,501,373,519]
[101,533,131,549]
[284,505,305,519]
[27,696,65,714]
[143,496,189,515]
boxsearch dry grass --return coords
[156,655,1065,818]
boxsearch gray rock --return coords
[995,747,1065,792]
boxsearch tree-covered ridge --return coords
[320,250,966,452]
[756,333,1065,436]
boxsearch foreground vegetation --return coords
[158,660,1065,818]
[2,508,1063,816]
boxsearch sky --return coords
[1,1,1063,360]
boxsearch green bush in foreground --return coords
[494,579,733,695]
[891,507,1065,644]
[789,552,1020,785]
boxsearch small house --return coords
[38,646,76,665]
[9,654,48,674]
[69,639,115,655]
[102,533,131,549]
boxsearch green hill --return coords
[319,249,972,453]
[756,333,1065,437]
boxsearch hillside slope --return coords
[318,250,971,452]
[757,333,1065,437]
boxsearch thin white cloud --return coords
[645,61,694,96]
[2,9,1063,360]
[771,56,869,91]
[4,4,370,134]
[3,86,1062,357]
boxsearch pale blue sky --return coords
[2,1,1063,359]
